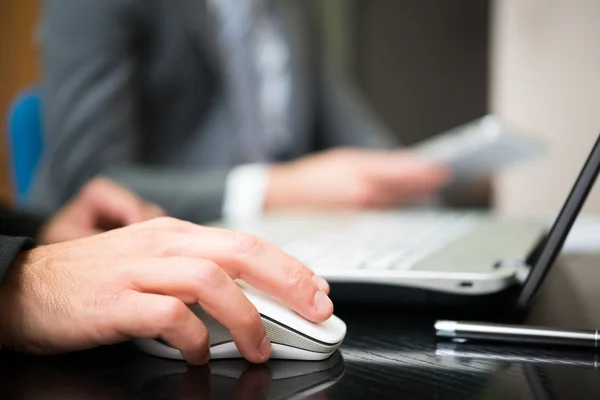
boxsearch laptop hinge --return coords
[495,258,532,284]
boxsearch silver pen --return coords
[435,320,600,349]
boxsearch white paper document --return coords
[411,115,544,182]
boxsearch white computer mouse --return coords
[134,281,347,361]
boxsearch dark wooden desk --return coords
[1,255,600,399]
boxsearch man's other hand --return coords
[37,177,165,244]
[265,148,450,211]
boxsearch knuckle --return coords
[238,307,261,330]
[155,298,186,326]
[145,216,191,232]
[231,233,264,258]
[188,331,210,352]
[131,227,163,248]
[113,258,137,281]
[190,261,225,287]
[147,216,179,228]
[284,266,311,292]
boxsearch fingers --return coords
[366,151,450,184]
[314,275,330,294]
[113,291,210,365]
[395,162,451,192]
[141,229,334,324]
[79,177,163,226]
[372,172,448,207]
[128,218,333,323]
[357,152,450,207]
[130,257,271,364]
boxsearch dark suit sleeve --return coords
[0,206,46,239]
[0,237,36,286]
[0,206,40,286]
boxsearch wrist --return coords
[264,163,297,211]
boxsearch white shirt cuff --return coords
[222,163,270,221]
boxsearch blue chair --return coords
[5,88,44,207]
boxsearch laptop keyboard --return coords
[280,212,479,271]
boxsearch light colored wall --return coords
[491,0,600,217]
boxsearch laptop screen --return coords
[516,133,600,310]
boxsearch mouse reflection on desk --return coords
[0,349,345,400]
[134,281,347,362]
[135,351,346,400]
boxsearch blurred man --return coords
[28,0,449,224]
[0,178,333,364]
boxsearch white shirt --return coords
[222,164,270,221]
[209,0,291,222]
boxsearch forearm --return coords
[102,165,231,224]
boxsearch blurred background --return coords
[0,0,39,205]
[1,0,599,216]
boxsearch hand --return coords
[264,148,450,211]
[37,177,165,244]
[0,218,333,365]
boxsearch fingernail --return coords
[312,275,330,292]
[314,290,334,315]
[259,336,272,359]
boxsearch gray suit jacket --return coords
[28,0,398,223]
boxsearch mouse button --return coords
[262,317,341,353]
[237,281,346,344]
[238,283,293,318]
[319,315,347,341]
[251,297,346,344]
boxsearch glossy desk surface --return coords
[2,255,600,399]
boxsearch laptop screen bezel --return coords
[516,133,600,310]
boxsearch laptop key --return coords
[280,211,479,272]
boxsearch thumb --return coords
[80,178,149,226]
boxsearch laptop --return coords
[211,132,600,306]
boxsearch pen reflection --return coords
[0,349,345,400]
[435,342,600,400]
[435,342,600,368]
